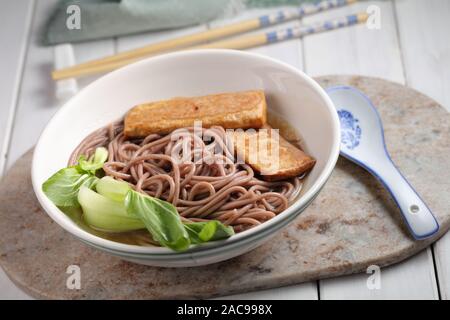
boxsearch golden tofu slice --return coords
[124,90,267,137]
[231,125,315,181]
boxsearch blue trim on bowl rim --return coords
[326,85,439,240]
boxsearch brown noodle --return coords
[69,121,304,232]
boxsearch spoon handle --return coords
[370,157,439,239]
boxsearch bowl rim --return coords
[32,49,340,255]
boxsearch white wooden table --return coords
[1,0,449,300]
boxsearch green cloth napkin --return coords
[45,0,309,45]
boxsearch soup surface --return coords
[62,112,310,246]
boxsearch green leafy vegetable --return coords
[124,190,190,251]
[184,220,235,244]
[42,167,98,207]
[42,147,109,207]
[42,146,235,252]
[96,176,131,202]
[77,147,108,175]
[78,186,144,232]
[124,189,234,251]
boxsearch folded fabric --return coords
[45,0,230,45]
[44,0,308,45]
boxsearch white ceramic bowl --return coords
[32,49,339,267]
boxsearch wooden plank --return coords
[215,283,318,300]
[0,0,34,175]
[1,0,115,299]
[302,0,404,83]
[395,0,450,112]
[435,233,450,299]
[303,0,439,299]
[395,0,450,299]
[0,0,35,300]
[5,0,60,168]
[0,268,32,299]
[320,250,438,299]
[5,0,115,169]
[2,0,115,297]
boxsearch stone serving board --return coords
[0,76,449,299]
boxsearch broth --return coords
[62,113,308,246]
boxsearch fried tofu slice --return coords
[124,90,267,137]
[231,125,316,181]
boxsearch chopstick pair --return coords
[52,0,362,80]
[194,12,368,50]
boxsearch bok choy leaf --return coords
[42,167,98,207]
[42,146,235,252]
[42,147,109,207]
[184,220,235,244]
[124,190,190,251]
[78,186,144,232]
[124,190,235,251]
[76,147,108,175]
[96,176,131,203]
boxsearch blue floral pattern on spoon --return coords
[338,109,361,150]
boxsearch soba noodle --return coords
[69,121,304,232]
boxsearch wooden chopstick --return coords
[194,13,368,50]
[52,0,357,80]
[52,12,367,81]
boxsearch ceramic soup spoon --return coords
[326,86,439,240]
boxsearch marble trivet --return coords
[0,76,449,299]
